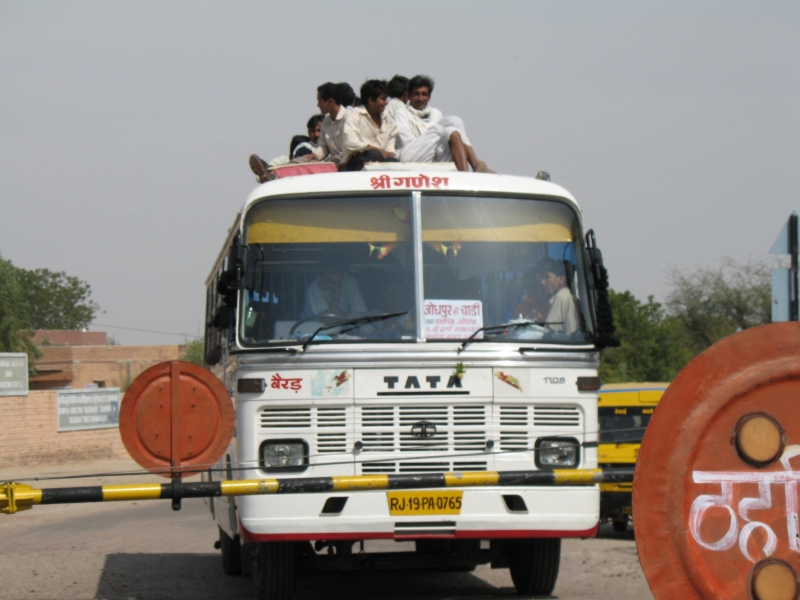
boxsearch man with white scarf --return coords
[394,75,493,173]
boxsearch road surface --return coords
[0,460,653,600]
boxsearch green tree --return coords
[666,258,771,352]
[16,267,100,330]
[0,254,40,364]
[600,290,692,383]
[183,339,205,366]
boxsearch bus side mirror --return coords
[584,230,619,350]
[212,305,234,329]
[217,238,248,311]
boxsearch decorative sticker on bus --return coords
[423,299,483,340]
[496,372,523,392]
[311,370,352,398]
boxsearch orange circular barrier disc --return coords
[119,361,234,478]
[634,323,800,599]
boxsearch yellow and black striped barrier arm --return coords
[1,467,634,515]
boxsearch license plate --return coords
[387,490,463,516]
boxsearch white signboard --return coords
[423,299,483,340]
[57,388,121,431]
[0,353,28,396]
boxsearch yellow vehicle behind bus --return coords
[598,382,668,532]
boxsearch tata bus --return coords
[202,166,616,599]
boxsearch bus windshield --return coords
[240,194,593,346]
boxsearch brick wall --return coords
[0,391,129,467]
[31,344,187,390]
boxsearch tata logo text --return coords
[378,375,468,396]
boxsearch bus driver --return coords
[300,257,367,319]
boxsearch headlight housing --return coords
[260,439,308,473]
[535,437,579,469]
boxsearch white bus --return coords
[203,167,616,599]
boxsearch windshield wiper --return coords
[458,320,563,352]
[302,311,408,352]
[231,346,300,355]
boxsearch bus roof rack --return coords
[363,162,457,172]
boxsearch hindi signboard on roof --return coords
[0,353,28,396]
[423,299,483,340]
[57,388,121,431]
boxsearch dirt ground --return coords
[0,459,653,600]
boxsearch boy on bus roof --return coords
[248,114,324,182]
[385,75,409,119]
[307,114,323,145]
[341,79,399,172]
[393,75,493,173]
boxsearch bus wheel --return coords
[219,527,242,576]
[254,542,296,600]
[507,538,561,596]
[612,519,628,533]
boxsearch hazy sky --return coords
[1,1,798,345]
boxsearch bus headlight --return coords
[260,439,308,472]
[535,438,579,468]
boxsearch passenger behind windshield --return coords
[301,256,367,319]
[511,267,549,322]
[538,257,580,336]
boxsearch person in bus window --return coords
[393,75,493,173]
[511,269,550,322]
[342,79,399,171]
[539,258,579,335]
[300,257,367,319]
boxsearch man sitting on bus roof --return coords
[306,82,348,168]
[393,75,493,173]
[338,82,358,109]
[341,79,399,171]
[385,75,409,119]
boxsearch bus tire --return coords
[507,538,561,596]
[219,527,242,576]
[612,519,628,533]
[254,541,296,600]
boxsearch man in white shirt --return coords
[307,82,347,167]
[539,258,580,336]
[385,75,409,120]
[342,79,399,171]
[301,260,367,319]
[394,75,492,173]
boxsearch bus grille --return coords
[497,405,583,452]
[359,405,487,453]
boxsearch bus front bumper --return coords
[238,486,600,542]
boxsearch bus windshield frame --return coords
[238,192,596,349]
